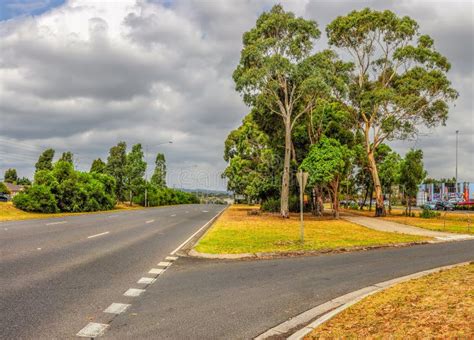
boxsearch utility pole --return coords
[455,130,459,194]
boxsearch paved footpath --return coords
[342,214,474,241]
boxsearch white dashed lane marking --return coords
[45,221,67,225]
[108,215,118,218]
[137,277,156,284]
[202,210,209,213]
[148,268,165,275]
[157,261,172,267]
[87,231,110,239]
[170,214,176,217]
[104,303,130,314]
[145,219,155,224]
[123,288,145,297]
[165,256,178,261]
[76,322,109,338]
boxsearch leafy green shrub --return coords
[419,208,440,219]
[135,186,199,207]
[13,160,116,213]
[13,185,58,213]
[261,197,279,212]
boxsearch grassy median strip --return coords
[306,263,474,338]
[0,202,142,222]
[194,205,429,254]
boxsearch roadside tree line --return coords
[10,143,198,213]
[224,5,456,218]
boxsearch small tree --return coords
[399,149,426,215]
[151,153,167,188]
[4,168,18,183]
[125,144,146,205]
[90,158,107,174]
[327,8,458,216]
[35,148,55,172]
[301,137,353,219]
[106,142,127,201]
[379,150,402,212]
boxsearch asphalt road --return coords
[2,206,473,339]
[105,240,474,340]
[0,204,224,339]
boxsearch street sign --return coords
[296,170,309,244]
[296,171,309,190]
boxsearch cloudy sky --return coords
[0,0,472,190]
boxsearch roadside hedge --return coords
[13,161,116,213]
[134,186,199,206]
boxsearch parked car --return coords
[0,194,8,202]
[435,201,454,211]
[423,202,437,210]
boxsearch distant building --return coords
[417,181,473,205]
[4,183,25,199]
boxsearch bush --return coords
[135,186,199,207]
[13,161,116,213]
[261,197,279,212]
[13,185,58,213]
[419,208,441,219]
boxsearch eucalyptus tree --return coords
[106,142,127,201]
[233,5,349,217]
[59,151,74,164]
[35,148,55,172]
[125,144,146,205]
[151,153,166,188]
[327,9,458,216]
[4,168,18,183]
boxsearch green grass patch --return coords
[195,205,429,254]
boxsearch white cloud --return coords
[0,0,472,188]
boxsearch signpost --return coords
[296,170,309,244]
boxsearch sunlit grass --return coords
[195,205,429,254]
[0,201,143,222]
[307,264,474,338]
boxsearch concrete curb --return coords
[255,261,472,340]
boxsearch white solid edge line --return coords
[260,261,471,340]
[170,208,225,255]
[45,221,67,225]
[87,231,110,239]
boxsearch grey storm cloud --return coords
[0,0,472,189]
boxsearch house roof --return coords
[4,182,24,192]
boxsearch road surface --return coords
[1,205,473,339]
[0,204,224,339]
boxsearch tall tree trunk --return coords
[280,118,291,218]
[332,179,340,219]
[388,191,392,213]
[361,182,370,210]
[367,151,385,217]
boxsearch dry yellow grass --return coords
[0,201,143,222]
[195,205,428,254]
[306,264,474,339]
[344,208,474,235]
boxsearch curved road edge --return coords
[256,261,472,340]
